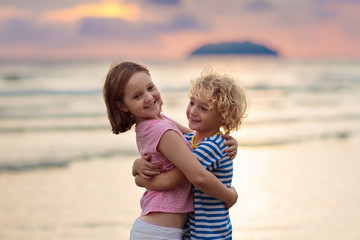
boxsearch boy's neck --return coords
[193,130,222,145]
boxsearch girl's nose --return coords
[144,92,153,102]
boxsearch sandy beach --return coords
[0,156,143,240]
[1,137,360,240]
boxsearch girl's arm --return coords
[133,134,238,178]
[174,120,238,160]
[134,134,238,188]
[135,167,186,190]
[158,130,237,208]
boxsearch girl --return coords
[134,69,248,239]
[103,62,238,240]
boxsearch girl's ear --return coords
[116,101,129,112]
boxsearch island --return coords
[190,41,279,56]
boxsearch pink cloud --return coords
[38,2,139,24]
[0,7,32,20]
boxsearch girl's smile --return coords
[144,100,157,109]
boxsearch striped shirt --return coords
[183,132,233,240]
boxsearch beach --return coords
[0,156,143,240]
[1,137,360,240]
[1,58,360,239]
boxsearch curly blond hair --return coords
[189,69,248,134]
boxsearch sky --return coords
[0,0,360,60]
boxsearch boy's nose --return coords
[189,106,197,115]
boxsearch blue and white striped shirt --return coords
[183,132,233,240]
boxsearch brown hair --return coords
[103,61,150,134]
[190,69,248,134]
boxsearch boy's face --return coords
[119,71,162,123]
[186,88,222,136]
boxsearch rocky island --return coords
[190,41,279,56]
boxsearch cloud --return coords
[78,13,204,39]
[0,18,77,48]
[0,6,32,20]
[147,0,180,5]
[169,14,199,31]
[0,0,99,11]
[38,2,139,24]
[78,17,160,39]
[244,0,273,11]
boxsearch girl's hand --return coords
[222,134,238,160]
[224,186,238,209]
[132,155,162,179]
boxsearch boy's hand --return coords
[223,134,238,160]
[224,186,238,209]
[132,155,162,179]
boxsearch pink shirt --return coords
[135,114,194,215]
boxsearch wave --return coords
[0,125,109,133]
[248,83,360,93]
[1,128,358,174]
[0,148,139,174]
[248,113,360,126]
[1,83,358,98]
[0,89,101,97]
[239,129,355,147]
[0,112,105,120]
[1,73,24,81]
[3,112,359,133]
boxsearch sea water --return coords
[1,57,359,172]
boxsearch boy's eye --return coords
[134,94,141,99]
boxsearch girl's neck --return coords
[135,114,163,124]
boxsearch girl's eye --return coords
[189,101,194,105]
[201,107,208,111]
[148,85,155,90]
[134,94,141,99]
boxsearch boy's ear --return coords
[116,101,129,112]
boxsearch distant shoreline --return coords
[190,41,279,56]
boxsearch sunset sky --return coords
[1,0,359,60]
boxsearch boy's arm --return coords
[135,167,186,190]
[132,155,162,179]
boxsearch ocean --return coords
[1,57,360,239]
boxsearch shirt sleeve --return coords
[142,119,183,152]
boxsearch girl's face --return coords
[119,71,162,123]
[186,88,222,136]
